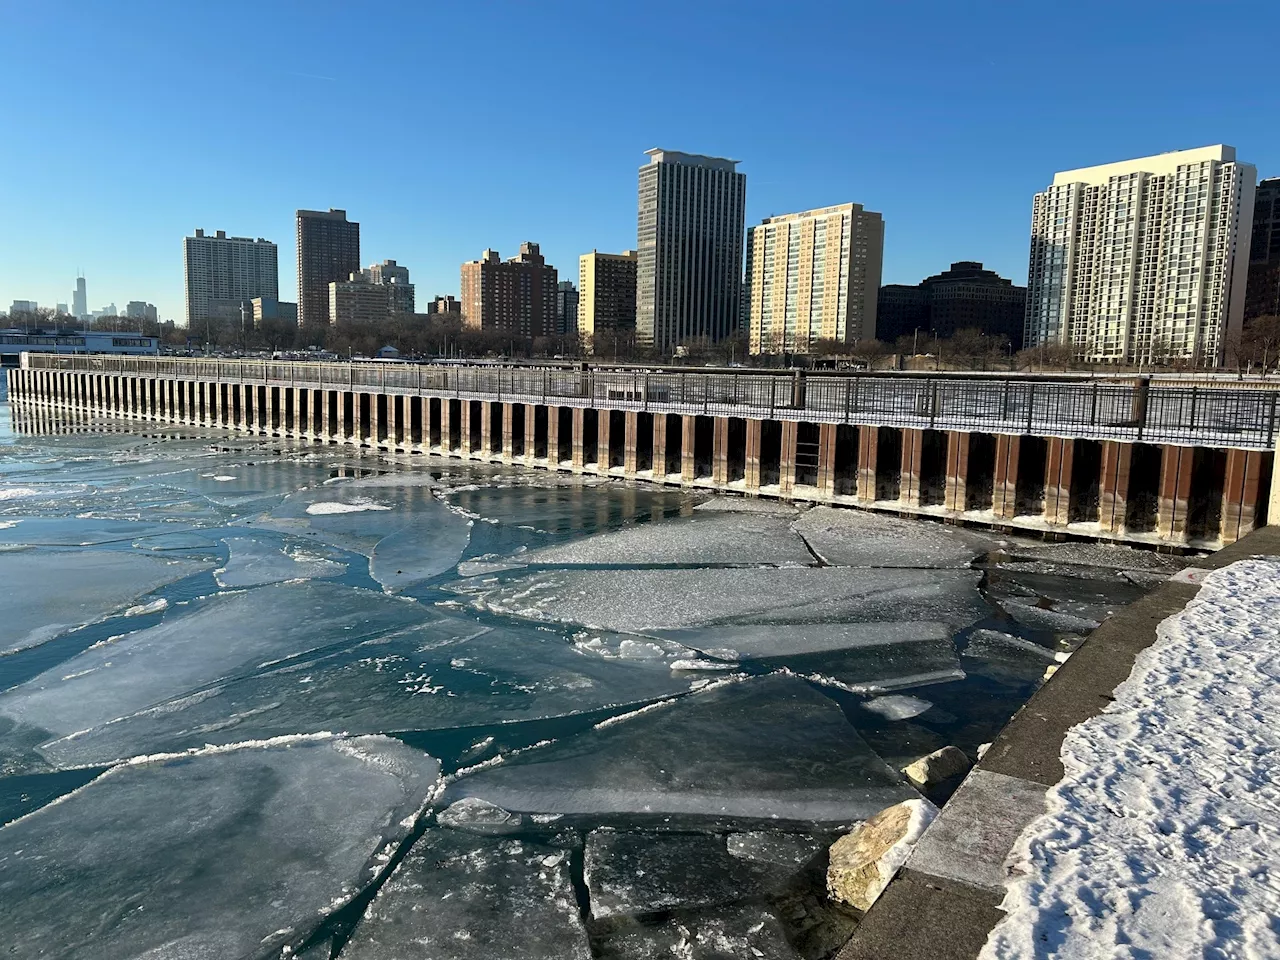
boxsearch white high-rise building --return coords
[636,149,746,352]
[1026,145,1256,365]
[745,203,884,355]
[183,229,279,327]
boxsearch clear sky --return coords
[3,0,1278,325]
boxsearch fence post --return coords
[769,378,776,419]
[1188,385,1198,430]
[1089,382,1098,425]
[1025,382,1035,433]
[1267,391,1277,447]
[929,379,938,429]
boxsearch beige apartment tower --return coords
[1026,145,1256,365]
[746,203,884,355]
[578,250,638,344]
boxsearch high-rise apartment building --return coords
[459,243,557,339]
[425,295,462,317]
[55,302,69,315]
[297,209,360,327]
[183,229,279,327]
[1245,177,1280,321]
[578,250,637,343]
[556,281,579,337]
[328,263,414,325]
[72,277,87,320]
[9,300,38,315]
[124,301,159,322]
[878,262,1027,348]
[636,149,746,352]
[250,298,298,328]
[1025,145,1256,365]
[745,203,883,355]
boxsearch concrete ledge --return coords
[837,524,1280,960]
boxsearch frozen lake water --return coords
[0,395,1174,959]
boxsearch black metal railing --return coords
[19,354,1280,450]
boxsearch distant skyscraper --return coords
[9,300,38,315]
[183,229,278,328]
[460,243,557,339]
[125,301,148,319]
[425,295,462,317]
[745,203,883,355]
[556,281,579,337]
[878,262,1027,349]
[328,260,414,324]
[297,209,360,327]
[72,276,87,320]
[636,149,746,353]
[55,302,68,315]
[1245,177,1280,321]
[578,250,637,343]
[1026,145,1256,365]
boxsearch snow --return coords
[0,486,39,500]
[445,674,918,821]
[342,828,590,960]
[0,734,440,960]
[0,550,209,654]
[982,559,1280,959]
[435,797,525,834]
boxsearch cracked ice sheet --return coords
[0,549,210,654]
[593,902,797,960]
[585,829,799,920]
[342,828,590,960]
[793,506,990,569]
[981,559,1280,960]
[0,735,440,960]
[214,534,346,587]
[448,567,989,634]
[15,617,698,767]
[518,510,814,566]
[0,581,427,771]
[443,480,693,535]
[445,674,918,821]
[252,484,471,592]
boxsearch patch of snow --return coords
[861,694,933,721]
[982,558,1280,959]
[305,499,391,515]
[122,598,169,617]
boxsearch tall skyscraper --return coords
[1025,145,1256,365]
[460,243,557,339]
[296,209,360,327]
[878,262,1026,349]
[636,149,746,352]
[72,276,87,319]
[578,250,637,343]
[183,229,279,328]
[556,281,579,337]
[744,203,883,355]
[1245,177,1280,321]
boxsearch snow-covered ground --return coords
[982,558,1280,959]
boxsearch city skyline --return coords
[5,2,1278,326]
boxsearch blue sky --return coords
[3,0,1278,325]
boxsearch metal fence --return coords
[20,354,1280,450]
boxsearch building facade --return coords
[636,149,746,352]
[8,301,38,315]
[459,243,557,339]
[183,229,278,328]
[1025,145,1256,365]
[250,298,298,328]
[297,209,360,327]
[877,262,1026,348]
[328,270,414,325]
[556,281,579,337]
[578,249,637,343]
[1245,177,1280,321]
[745,203,883,355]
[124,301,159,323]
[425,295,462,317]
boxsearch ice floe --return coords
[794,506,987,568]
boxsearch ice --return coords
[444,479,692,535]
[256,484,471,593]
[445,674,918,821]
[994,539,1185,573]
[726,831,824,866]
[0,734,440,960]
[0,516,200,546]
[436,796,525,834]
[593,902,796,960]
[964,629,1059,663]
[17,615,696,767]
[342,828,590,960]
[0,550,209,654]
[652,621,955,659]
[862,694,933,720]
[449,567,990,633]
[693,495,800,515]
[215,535,346,587]
[0,581,428,770]
[793,506,987,569]
[519,511,814,566]
[585,829,798,920]
[1000,599,1101,633]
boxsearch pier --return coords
[9,353,1280,548]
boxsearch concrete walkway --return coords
[837,525,1280,960]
